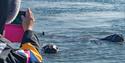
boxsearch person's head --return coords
[0,0,21,34]
[42,44,59,54]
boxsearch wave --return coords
[21,0,125,31]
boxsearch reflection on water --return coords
[22,0,125,63]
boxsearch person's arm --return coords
[20,8,42,62]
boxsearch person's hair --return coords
[0,1,9,34]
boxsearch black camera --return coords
[11,11,26,24]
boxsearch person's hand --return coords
[21,8,35,31]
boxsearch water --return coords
[21,0,125,63]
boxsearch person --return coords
[0,1,59,63]
[0,8,43,63]
[0,0,43,63]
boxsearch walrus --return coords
[100,34,124,42]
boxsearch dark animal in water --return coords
[100,34,124,42]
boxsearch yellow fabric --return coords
[21,43,42,62]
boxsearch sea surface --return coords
[21,0,125,63]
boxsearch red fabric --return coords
[4,24,24,42]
